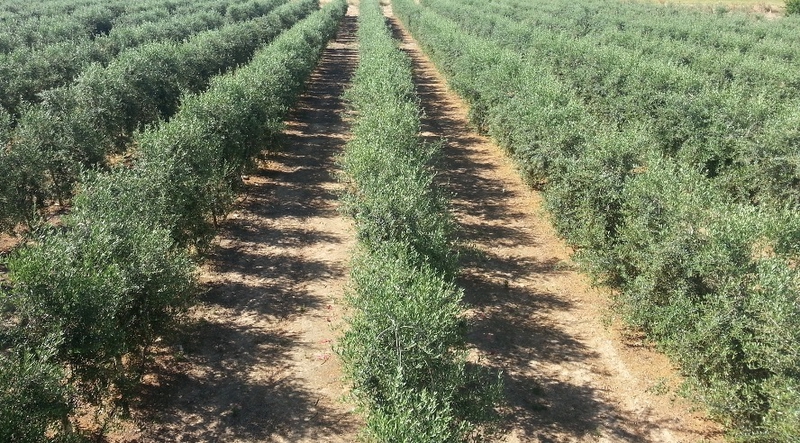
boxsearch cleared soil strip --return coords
[118,7,362,442]
[386,8,724,443]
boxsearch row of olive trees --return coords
[0,0,283,118]
[0,0,286,53]
[395,0,800,440]
[338,1,501,441]
[424,0,800,212]
[0,1,347,440]
[0,1,127,52]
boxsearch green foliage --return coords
[14,88,109,202]
[0,134,48,233]
[0,106,10,146]
[0,0,262,118]
[787,0,800,15]
[0,345,72,443]
[0,108,40,232]
[341,107,455,274]
[341,247,502,442]
[7,209,195,401]
[225,0,283,22]
[611,163,800,434]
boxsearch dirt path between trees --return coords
[113,5,362,442]
[386,7,724,443]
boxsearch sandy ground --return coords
[385,5,725,443]
[111,5,363,441]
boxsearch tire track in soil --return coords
[385,7,724,443]
[114,6,362,442]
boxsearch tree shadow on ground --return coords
[136,321,354,441]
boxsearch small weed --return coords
[647,377,671,396]
[552,259,576,272]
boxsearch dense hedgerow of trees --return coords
[0,0,282,53]
[0,1,128,52]
[0,0,347,439]
[0,0,278,118]
[394,0,800,440]
[338,1,501,440]
[422,0,800,210]
[0,0,317,234]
